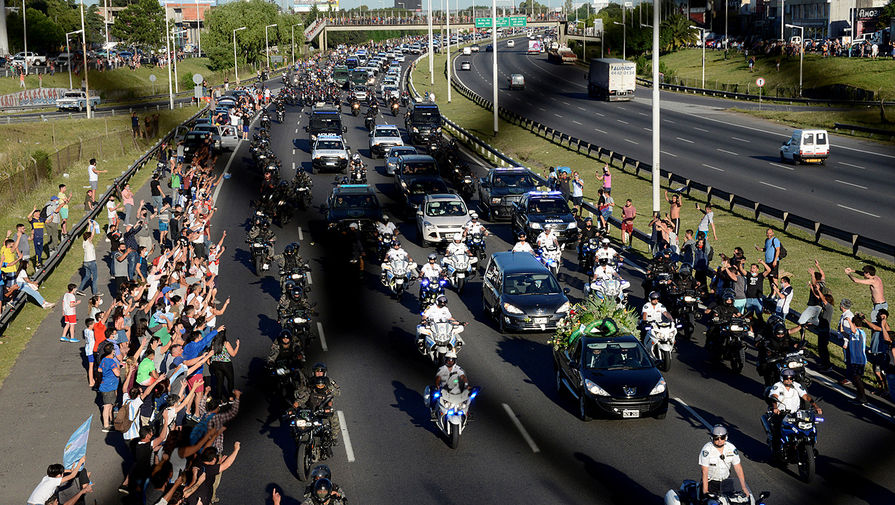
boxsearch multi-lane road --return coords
[451,40,895,245]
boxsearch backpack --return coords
[39,204,52,222]
[778,244,788,260]
[189,412,215,445]
[114,400,135,432]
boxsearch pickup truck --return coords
[56,91,101,111]
[12,51,46,67]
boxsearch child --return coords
[84,318,96,387]
[61,284,81,343]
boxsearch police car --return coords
[511,191,578,246]
[477,167,544,220]
[553,319,668,420]
[368,124,404,158]
[311,134,350,173]
[325,184,382,232]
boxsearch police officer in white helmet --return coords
[699,425,750,499]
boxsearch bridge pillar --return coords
[322,28,327,52]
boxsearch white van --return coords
[462,46,472,55]
[779,129,829,165]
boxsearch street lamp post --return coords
[265,24,278,70]
[446,0,452,103]
[195,0,201,56]
[65,29,83,90]
[291,23,302,67]
[651,0,660,214]
[172,28,188,93]
[22,0,28,75]
[428,0,434,84]
[233,26,247,84]
[165,7,174,109]
[690,25,706,89]
[79,0,92,118]
[613,21,625,59]
[779,0,785,41]
[786,23,804,96]
[492,0,497,135]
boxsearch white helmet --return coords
[602,238,611,246]
[469,211,478,220]
[453,233,463,242]
[444,351,458,359]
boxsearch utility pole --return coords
[492,0,498,135]
[165,7,174,109]
[447,0,452,103]
[428,0,434,84]
[80,0,92,118]
[651,0,660,214]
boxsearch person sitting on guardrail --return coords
[14,259,54,309]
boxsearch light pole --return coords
[65,29,83,90]
[195,0,201,56]
[104,0,110,47]
[650,0,660,215]
[233,26,246,84]
[492,0,497,135]
[291,23,302,67]
[447,0,452,103]
[265,24,278,70]
[690,25,706,88]
[172,28,187,93]
[613,21,625,59]
[22,0,27,75]
[779,0,785,41]
[428,0,434,84]
[79,0,91,118]
[165,6,174,109]
[786,23,804,96]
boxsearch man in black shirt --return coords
[150,174,165,215]
[744,261,772,330]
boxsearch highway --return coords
[2,64,894,505]
[451,40,895,245]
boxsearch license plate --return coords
[534,317,549,324]
[622,409,640,418]
[456,273,465,278]
[326,162,336,166]
[805,158,819,163]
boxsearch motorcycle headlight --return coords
[649,378,667,395]
[683,296,696,303]
[730,325,743,332]
[529,222,542,229]
[502,302,524,314]
[584,378,610,396]
[435,126,442,132]
[412,127,419,132]
[491,197,501,205]
[293,317,308,324]
[294,418,311,428]
[787,361,801,369]
[275,367,288,376]
[556,301,570,314]
[388,161,396,168]
[291,273,301,280]
[567,222,577,229]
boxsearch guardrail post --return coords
[705,186,713,204]
[852,235,860,256]
[782,212,790,231]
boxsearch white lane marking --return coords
[702,163,724,172]
[595,112,605,117]
[577,106,586,111]
[306,271,313,285]
[837,203,880,218]
[660,150,677,158]
[644,127,652,132]
[538,107,546,111]
[212,139,242,202]
[716,148,739,156]
[317,322,329,351]
[676,137,695,143]
[731,136,750,143]
[573,120,583,125]
[759,181,787,191]
[805,370,895,424]
[292,148,295,155]
[295,128,299,134]
[561,101,571,105]
[502,403,540,453]
[663,119,676,124]
[624,139,638,144]
[835,179,868,190]
[673,397,713,431]
[594,128,607,134]
[297,227,304,241]
[617,119,629,124]
[292,161,296,172]
[838,161,865,170]
[694,127,710,133]
[638,112,648,116]
[554,113,563,118]
[336,411,356,462]
[768,162,795,171]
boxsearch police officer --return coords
[430,351,468,416]
[536,227,560,251]
[767,368,821,458]
[306,363,341,444]
[641,291,672,348]
[381,240,416,282]
[417,295,464,351]
[706,290,741,351]
[375,214,398,237]
[757,323,800,386]
[577,217,600,259]
[302,478,345,505]
[643,248,676,293]
[699,425,750,499]
[512,232,534,253]
[463,212,489,237]
[267,330,304,368]
[303,465,347,503]
[419,253,443,294]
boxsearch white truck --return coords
[527,39,543,54]
[585,58,636,101]
[56,90,101,111]
[12,51,46,67]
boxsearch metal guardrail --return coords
[437,54,894,260]
[635,76,895,107]
[833,122,895,139]
[0,106,210,331]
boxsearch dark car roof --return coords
[399,154,436,164]
[332,184,376,196]
[490,251,552,275]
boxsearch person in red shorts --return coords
[61,283,81,342]
[621,199,637,250]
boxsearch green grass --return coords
[733,108,895,138]
[0,107,196,388]
[658,48,895,99]
[413,53,893,382]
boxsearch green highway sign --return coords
[474,16,527,28]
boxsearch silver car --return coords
[369,125,404,158]
[385,146,417,175]
[416,193,470,246]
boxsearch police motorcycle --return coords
[251,136,271,163]
[293,172,314,210]
[536,244,562,276]
[389,96,401,116]
[760,401,824,482]
[418,321,466,363]
[291,394,337,481]
[270,180,296,226]
[423,383,480,449]
[349,96,361,116]
[348,155,366,184]
[709,315,751,374]
[579,237,601,273]
[364,109,377,132]
[260,110,271,130]
[382,256,416,299]
[249,235,275,277]
[665,481,771,505]
[276,106,286,123]
[644,317,679,372]
[400,90,410,106]
[584,277,628,308]
[761,349,811,389]
[281,308,315,351]
[442,249,476,294]
[426,135,442,156]
[671,287,700,339]
[419,273,449,312]
[466,232,487,263]
[376,231,395,262]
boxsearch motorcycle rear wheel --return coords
[296,442,313,481]
[798,444,816,482]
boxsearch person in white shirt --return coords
[417,295,464,350]
[444,233,471,258]
[590,258,630,290]
[699,425,750,498]
[641,291,672,347]
[26,458,85,505]
[375,214,398,237]
[419,253,443,282]
[463,212,489,237]
[767,368,821,457]
[381,240,416,280]
[596,238,621,264]
[536,228,559,250]
[511,233,534,254]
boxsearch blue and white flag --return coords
[63,416,92,468]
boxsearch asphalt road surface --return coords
[3,70,895,505]
[451,39,895,246]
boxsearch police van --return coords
[511,191,579,246]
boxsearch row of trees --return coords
[4,0,105,55]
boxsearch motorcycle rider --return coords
[444,233,471,261]
[267,330,304,369]
[674,264,701,293]
[430,351,468,417]
[766,368,822,459]
[577,217,600,259]
[381,240,416,283]
[706,290,742,351]
[247,212,272,241]
[699,425,751,499]
[512,232,534,254]
[375,214,398,237]
[349,153,364,177]
[419,253,443,287]
[462,212,489,237]
[642,291,673,352]
[306,362,341,444]
[536,227,560,251]
[756,323,800,386]
[417,295,464,351]
[302,478,345,505]
[303,466,347,503]
[591,258,630,290]
[596,238,621,265]
[277,242,305,273]
[643,248,677,293]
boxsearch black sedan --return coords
[482,252,570,333]
[554,331,668,420]
[403,175,451,209]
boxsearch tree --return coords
[6,7,65,54]
[111,0,164,49]
[202,0,281,71]
[563,0,572,17]
[880,0,895,28]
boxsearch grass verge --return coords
[0,108,196,388]
[733,108,895,140]
[413,53,894,381]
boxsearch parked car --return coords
[56,90,101,111]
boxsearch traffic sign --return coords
[756,77,765,87]
[475,16,527,28]
[193,73,204,85]
[149,74,157,83]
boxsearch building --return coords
[162,1,215,52]
[294,0,340,12]
[393,0,422,11]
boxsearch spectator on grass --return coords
[76,231,98,296]
[15,259,55,309]
[61,283,81,343]
[695,202,718,242]
[57,184,71,236]
[844,264,886,322]
[87,158,106,193]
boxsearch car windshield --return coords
[426,200,467,217]
[184,134,206,142]
[504,273,561,295]
[332,194,377,209]
[375,128,400,138]
[310,116,341,130]
[492,172,537,190]
[409,180,446,195]
[585,341,652,370]
[316,140,344,150]
[353,86,367,92]
[63,92,82,98]
[402,161,437,175]
[389,148,416,159]
[528,198,568,214]
[411,109,441,124]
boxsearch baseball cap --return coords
[50,196,59,201]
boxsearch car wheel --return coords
[578,394,591,422]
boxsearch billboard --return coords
[293,0,339,12]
